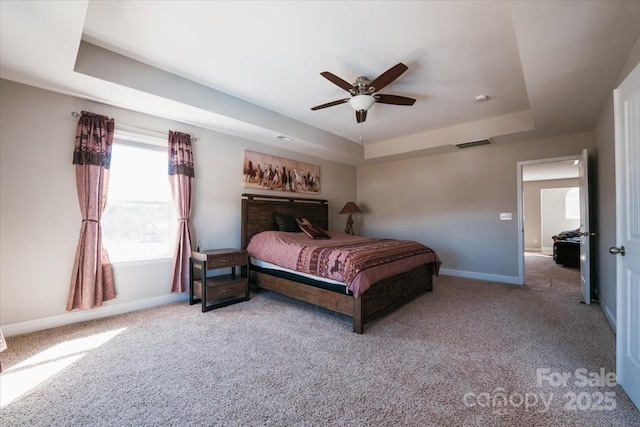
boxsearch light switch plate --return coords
[500,212,512,220]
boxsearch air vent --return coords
[454,138,492,149]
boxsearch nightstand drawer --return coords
[208,252,247,268]
[191,248,248,269]
[208,280,247,301]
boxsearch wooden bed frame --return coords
[241,193,434,333]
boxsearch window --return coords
[565,187,580,220]
[102,138,175,262]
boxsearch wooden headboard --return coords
[241,193,329,249]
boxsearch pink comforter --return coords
[247,231,441,297]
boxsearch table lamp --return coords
[339,202,362,235]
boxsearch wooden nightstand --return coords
[189,248,249,312]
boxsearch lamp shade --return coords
[339,202,362,215]
[348,95,376,112]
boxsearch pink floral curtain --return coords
[67,111,116,310]
[168,131,194,293]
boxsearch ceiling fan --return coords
[311,63,416,123]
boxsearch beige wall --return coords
[523,178,579,251]
[593,100,617,327]
[0,80,356,333]
[358,134,593,283]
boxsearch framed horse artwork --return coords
[242,150,320,194]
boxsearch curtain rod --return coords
[71,111,197,142]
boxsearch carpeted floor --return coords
[1,256,638,426]
[524,252,578,292]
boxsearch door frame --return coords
[516,155,581,285]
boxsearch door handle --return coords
[580,232,596,237]
[609,246,626,256]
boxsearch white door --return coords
[614,62,640,410]
[578,149,592,304]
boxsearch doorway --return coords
[516,156,583,289]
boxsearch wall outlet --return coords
[500,212,512,220]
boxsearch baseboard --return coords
[1,293,190,337]
[599,297,616,332]
[439,268,521,285]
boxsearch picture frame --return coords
[243,150,320,194]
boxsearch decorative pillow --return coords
[296,218,330,239]
[273,213,301,232]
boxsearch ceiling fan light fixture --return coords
[349,94,376,112]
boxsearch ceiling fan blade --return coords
[356,110,367,123]
[320,72,354,92]
[369,63,409,92]
[375,94,416,106]
[311,98,349,111]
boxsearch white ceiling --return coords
[1,1,639,166]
